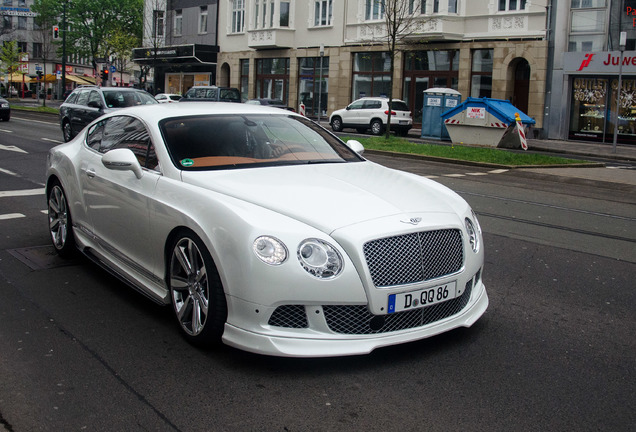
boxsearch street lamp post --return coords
[317,44,324,125]
[61,0,67,99]
[612,31,626,154]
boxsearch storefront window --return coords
[570,78,607,141]
[298,57,329,117]
[471,49,493,98]
[256,58,290,103]
[240,59,249,101]
[352,52,391,100]
[611,79,636,141]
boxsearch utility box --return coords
[441,97,535,147]
[421,88,461,141]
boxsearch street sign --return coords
[110,66,116,73]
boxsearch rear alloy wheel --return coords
[48,181,76,257]
[62,121,74,142]
[331,117,343,132]
[371,119,383,136]
[169,233,227,346]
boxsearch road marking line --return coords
[42,138,63,144]
[0,128,12,133]
[0,213,25,220]
[489,169,509,174]
[466,172,489,176]
[11,116,58,126]
[0,144,27,153]
[424,175,439,179]
[0,188,45,197]
[0,167,18,176]
[443,173,466,177]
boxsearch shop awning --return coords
[64,74,93,85]
[132,44,218,65]
[81,76,96,84]
[5,73,31,83]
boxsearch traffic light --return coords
[101,68,109,83]
[52,26,60,40]
[36,70,43,79]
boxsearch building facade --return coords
[216,0,548,128]
[544,0,636,145]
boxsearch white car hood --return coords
[181,161,465,233]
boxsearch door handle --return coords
[86,168,96,178]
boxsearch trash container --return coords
[441,97,535,147]
[421,88,461,141]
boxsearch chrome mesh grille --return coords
[323,283,473,335]
[363,229,463,287]
[268,305,308,328]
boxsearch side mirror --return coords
[346,140,365,155]
[102,148,143,179]
[346,106,351,111]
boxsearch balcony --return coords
[247,28,295,49]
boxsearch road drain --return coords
[8,245,79,270]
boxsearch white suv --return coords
[329,97,413,136]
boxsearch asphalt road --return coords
[0,112,634,431]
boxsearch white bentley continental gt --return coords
[46,103,488,357]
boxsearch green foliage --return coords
[0,41,21,75]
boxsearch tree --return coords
[0,41,23,94]
[364,0,430,138]
[109,28,141,86]
[63,0,143,77]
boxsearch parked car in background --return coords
[155,93,182,103]
[0,98,10,121]
[246,98,296,112]
[59,86,157,142]
[180,86,241,103]
[329,97,413,136]
[45,102,487,357]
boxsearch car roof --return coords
[97,101,301,123]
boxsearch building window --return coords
[3,16,11,29]
[232,0,245,33]
[409,0,426,14]
[255,58,290,103]
[2,0,11,5]
[240,59,249,101]
[352,52,391,100]
[174,10,182,36]
[470,49,493,98]
[314,0,333,26]
[280,1,290,27]
[571,0,605,7]
[17,16,25,29]
[365,0,385,20]
[498,0,526,11]
[199,6,208,34]
[153,10,164,37]
[567,1,606,52]
[254,0,276,28]
[33,43,43,58]
[448,0,458,13]
[298,56,329,117]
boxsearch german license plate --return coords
[387,281,458,314]
[399,120,408,124]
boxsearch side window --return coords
[101,116,158,171]
[76,90,89,106]
[349,100,365,110]
[86,119,106,151]
[363,100,381,109]
[65,92,79,104]
[88,91,102,107]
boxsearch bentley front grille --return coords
[268,305,308,328]
[363,229,464,287]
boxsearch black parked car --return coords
[0,97,10,121]
[59,86,157,142]
[180,86,241,103]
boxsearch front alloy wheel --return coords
[331,117,343,132]
[169,234,226,345]
[62,121,73,142]
[48,182,75,257]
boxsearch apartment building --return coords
[216,0,548,128]
[544,0,636,145]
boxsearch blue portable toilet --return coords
[441,97,535,147]
[421,88,461,141]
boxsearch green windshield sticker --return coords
[181,159,194,167]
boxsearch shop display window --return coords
[570,78,607,140]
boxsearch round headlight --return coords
[253,236,287,265]
[465,217,480,253]
[297,239,343,279]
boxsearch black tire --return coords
[47,180,76,258]
[356,127,367,134]
[62,121,74,142]
[370,119,383,136]
[331,116,343,132]
[168,231,227,346]
[1,114,9,121]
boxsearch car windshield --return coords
[103,90,158,108]
[160,114,364,170]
